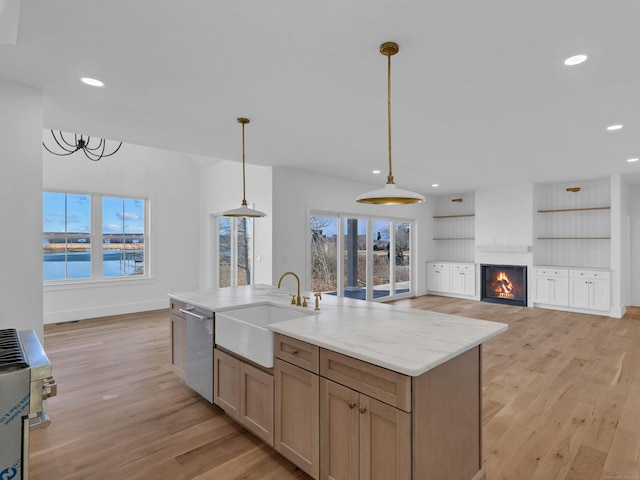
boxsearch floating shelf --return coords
[537,207,610,213]
[537,237,611,240]
[433,214,475,219]
[433,237,475,241]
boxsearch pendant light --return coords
[223,117,267,218]
[356,42,425,205]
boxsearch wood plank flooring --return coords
[29,298,640,479]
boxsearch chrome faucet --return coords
[277,271,302,306]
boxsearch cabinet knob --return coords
[291,348,298,355]
[347,402,356,409]
[358,406,367,414]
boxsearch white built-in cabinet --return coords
[432,194,475,263]
[427,262,476,297]
[533,267,610,313]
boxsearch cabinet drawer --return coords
[320,349,411,412]
[169,299,186,319]
[427,262,450,271]
[570,269,610,280]
[534,268,568,277]
[275,334,319,374]
[451,263,474,272]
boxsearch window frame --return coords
[309,210,416,302]
[43,190,150,285]
[215,215,255,289]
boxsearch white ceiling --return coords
[2,0,640,194]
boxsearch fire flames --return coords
[493,271,515,299]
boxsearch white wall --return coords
[610,174,627,317]
[198,160,273,289]
[271,167,433,295]
[43,139,200,323]
[0,81,44,338]
[631,184,640,306]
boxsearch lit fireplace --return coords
[481,265,527,307]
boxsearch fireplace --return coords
[481,264,527,307]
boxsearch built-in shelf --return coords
[433,214,475,219]
[537,237,611,240]
[433,237,475,241]
[537,207,610,213]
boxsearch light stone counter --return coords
[169,284,507,376]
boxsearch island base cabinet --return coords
[169,299,187,379]
[412,346,482,480]
[275,358,320,479]
[320,378,410,480]
[214,348,274,446]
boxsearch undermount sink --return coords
[215,304,316,368]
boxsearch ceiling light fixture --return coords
[607,124,623,131]
[356,42,425,205]
[81,77,104,87]
[372,170,381,174]
[564,54,588,66]
[42,130,122,161]
[432,184,439,188]
[222,118,266,218]
[627,158,639,163]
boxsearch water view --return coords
[44,250,144,281]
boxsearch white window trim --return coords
[215,215,255,289]
[43,191,150,285]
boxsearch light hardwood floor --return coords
[29,298,640,480]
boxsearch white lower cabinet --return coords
[427,262,475,296]
[569,270,611,312]
[533,268,569,307]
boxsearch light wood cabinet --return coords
[275,358,320,478]
[320,378,411,480]
[213,348,274,446]
[169,300,186,379]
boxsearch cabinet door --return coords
[590,279,611,311]
[240,361,274,446]
[450,270,464,295]
[275,359,320,479]
[426,267,440,293]
[213,348,240,420]
[170,313,186,379]
[320,378,359,480]
[358,395,411,480]
[569,278,590,309]
[533,276,551,304]
[551,276,569,306]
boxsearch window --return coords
[217,217,254,288]
[43,192,147,282]
[310,213,414,301]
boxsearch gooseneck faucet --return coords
[277,271,302,306]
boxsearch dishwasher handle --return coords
[180,308,212,321]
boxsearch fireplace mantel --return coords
[476,245,531,253]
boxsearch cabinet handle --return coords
[347,402,356,409]
[358,406,367,414]
[291,348,298,355]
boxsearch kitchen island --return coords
[169,285,507,480]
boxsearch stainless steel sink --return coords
[215,304,315,367]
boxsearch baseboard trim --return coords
[44,299,168,324]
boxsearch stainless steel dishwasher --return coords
[180,305,214,402]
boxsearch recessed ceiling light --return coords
[372,170,381,174]
[606,124,623,131]
[627,158,639,163]
[81,77,104,87]
[564,54,588,66]
[431,184,439,188]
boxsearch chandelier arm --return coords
[59,131,79,149]
[85,140,106,161]
[84,138,105,151]
[50,131,79,153]
[42,142,77,156]
[97,142,123,157]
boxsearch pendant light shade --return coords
[357,42,425,205]
[223,117,267,218]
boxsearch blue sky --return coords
[43,193,144,235]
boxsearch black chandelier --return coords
[43,130,122,161]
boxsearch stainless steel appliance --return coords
[0,329,57,480]
[181,305,214,402]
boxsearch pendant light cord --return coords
[387,50,394,185]
[241,121,248,206]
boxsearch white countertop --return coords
[169,285,507,376]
